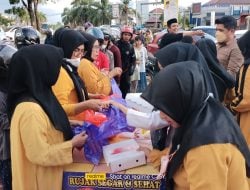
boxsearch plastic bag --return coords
[110,78,122,98]
[83,110,108,126]
[72,122,108,165]
[73,110,107,126]
[97,79,135,139]
[72,79,135,164]
[99,106,135,140]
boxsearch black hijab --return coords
[155,42,219,100]
[80,31,98,62]
[52,27,68,47]
[159,33,183,49]
[142,61,250,189]
[7,44,73,140]
[238,30,250,60]
[60,29,87,59]
[58,29,89,101]
[196,38,235,101]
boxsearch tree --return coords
[94,0,112,25]
[61,0,112,27]
[5,6,28,24]
[0,14,13,26]
[7,0,51,30]
[119,0,137,25]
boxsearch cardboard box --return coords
[125,93,154,113]
[103,139,146,172]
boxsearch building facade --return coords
[191,0,250,27]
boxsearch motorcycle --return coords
[146,56,159,85]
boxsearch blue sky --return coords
[0,0,210,24]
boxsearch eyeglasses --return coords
[74,48,85,54]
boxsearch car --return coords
[192,32,217,43]
[5,26,41,41]
[192,26,216,37]
[235,29,247,40]
[40,23,53,35]
[147,30,216,56]
[147,30,166,56]
[0,27,6,41]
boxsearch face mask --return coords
[67,58,81,67]
[215,31,227,43]
[101,44,107,50]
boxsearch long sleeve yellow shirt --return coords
[173,144,249,190]
[78,58,111,96]
[10,102,73,190]
[231,65,250,145]
[53,67,78,116]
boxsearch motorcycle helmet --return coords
[87,27,104,45]
[14,27,40,49]
[84,22,94,31]
[86,27,104,40]
[121,25,133,36]
[0,44,17,92]
[0,44,17,64]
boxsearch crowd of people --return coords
[0,15,250,190]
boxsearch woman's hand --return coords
[72,131,88,149]
[86,99,110,111]
[108,67,122,78]
[109,100,128,114]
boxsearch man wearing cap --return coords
[159,18,204,49]
[215,16,244,79]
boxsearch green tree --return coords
[93,0,112,25]
[62,0,112,27]
[119,0,137,25]
[0,14,13,26]
[7,0,52,30]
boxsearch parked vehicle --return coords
[146,56,160,85]
[0,27,6,41]
[5,26,41,41]
[147,31,166,56]
[192,33,217,43]
[147,30,216,56]
[192,26,216,37]
[235,29,247,40]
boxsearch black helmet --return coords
[14,27,40,49]
[0,44,17,64]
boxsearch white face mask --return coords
[101,44,107,50]
[215,31,227,43]
[67,58,81,67]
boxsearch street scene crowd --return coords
[0,8,250,190]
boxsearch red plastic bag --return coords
[83,110,108,126]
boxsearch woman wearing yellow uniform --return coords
[7,45,87,190]
[231,31,250,145]
[52,29,108,120]
[78,32,122,96]
[141,61,250,190]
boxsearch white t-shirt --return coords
[134,46,148,73]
